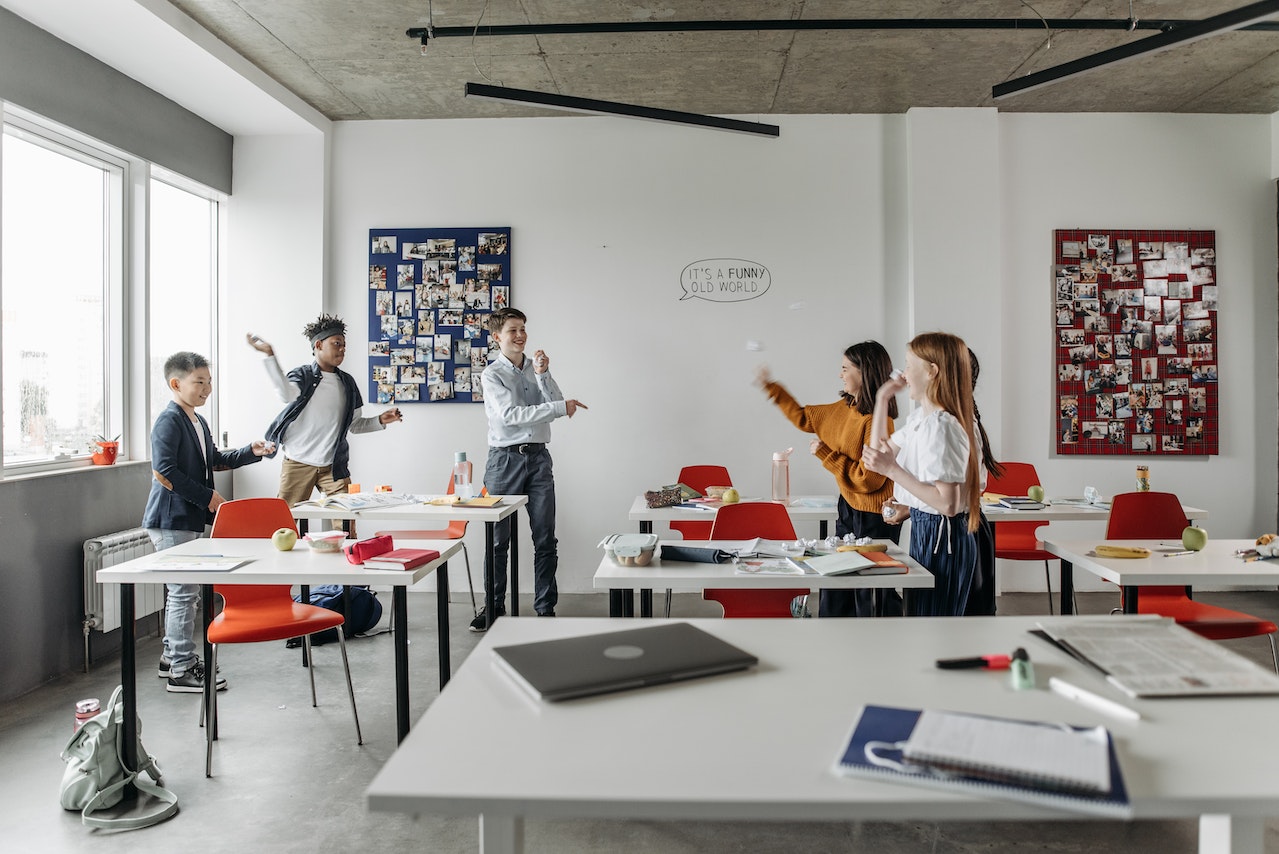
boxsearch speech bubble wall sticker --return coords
[680,259,771,302]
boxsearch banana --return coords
[1094,544,1152,559]
[836,543,889,553]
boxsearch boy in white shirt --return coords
[248,314,402,505]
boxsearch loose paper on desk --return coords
[146,555,250,572]
[1037,617,1279,697]
[298,493,415,511]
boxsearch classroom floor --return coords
[4,588,1278,854]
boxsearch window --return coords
[1,122,124,467]
[148,174,219,432]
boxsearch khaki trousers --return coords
[278,458,349,507]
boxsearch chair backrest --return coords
[211,497,298,539]
[1106,491,1188,540]
[677,465,733,494]
[709,502,797,540]
[985,461,1041,496]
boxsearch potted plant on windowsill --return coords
[91,434,119,466]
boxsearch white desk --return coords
[99,536,463,784]
[981,501,1208,525]
[367,616,1276,854]
[594,540,933,617]
[628,495,839,537]
[293,496,528,624]
[1043,538,1279,614]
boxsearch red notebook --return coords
[360,548,440,570]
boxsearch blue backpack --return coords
[289,585,383,646]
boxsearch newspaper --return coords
[1037,617,1279,698]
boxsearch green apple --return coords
[1026,485,1045,503]
[1181,526,1208,551]
[720,488,740,504]
[272,527,298,551]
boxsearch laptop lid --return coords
[492,622,758,702]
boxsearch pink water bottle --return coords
[452,451,474,500]
[74,698,100,732]
[771,448,792,504]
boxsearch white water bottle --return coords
[452,451,474,499]
[771,448,792,504]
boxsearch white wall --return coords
[327,115,895,596]
[999,113,1277,591]
[229,111,1276,599]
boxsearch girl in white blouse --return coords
[863,332,983,616]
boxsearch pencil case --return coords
[344,534,394,565]
[659,545,734,564]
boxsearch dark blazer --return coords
[142,401,261,532]
[264,362,365,479]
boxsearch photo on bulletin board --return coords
[368,227,510,404]
[1053,228,1216,456]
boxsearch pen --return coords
[935,654,1011,670]
[1163,550,1196,557]
[1048,676,1141,722]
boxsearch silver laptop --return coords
[492,622,758,702]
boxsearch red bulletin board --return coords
[1053,229,1217,456]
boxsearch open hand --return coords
[379,408,403,425]
[566,399,588,418]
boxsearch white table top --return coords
[981,501,1209,524]
[291,495,527,523]
[627,495,837,523]
[593,541,934,591]
[96,536,463,586]
[1042,539,1279,587]
[367,616,1279,824]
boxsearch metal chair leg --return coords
[205,646,217,777]
[1269,634,1278,674]
[336,631,364,744]
[305,635,318,707]
[460,542,478,615]
[665,589,673,618]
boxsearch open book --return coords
[801,550,908,576]
[834,705,1130,817]
[296,493,415,511]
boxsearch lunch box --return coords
[598,533,660,567]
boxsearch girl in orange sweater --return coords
[756,340,900,617]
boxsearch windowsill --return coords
[1,458,150,483]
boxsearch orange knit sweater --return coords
[763,381,894,513]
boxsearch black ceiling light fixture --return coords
[992,0,1279,99]
[463,83,780,138]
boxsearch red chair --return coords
[670,465,732,541]
[986,462,1056,613]
[704,502,808,618]
[1107,491,1277,671]
[206,498,362,776]
[375,477,483,614]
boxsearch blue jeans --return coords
[484,446,558,615]
[146,528,203,676]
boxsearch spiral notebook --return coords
[833,705,1131,817]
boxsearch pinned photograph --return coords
[1155,324,1178,354]
[1141,356,1159,380]
[391,347,415,366]
[427,362,445,384]
[1095,393,1114,418]
[1114,359,1132,384]
[455,367,472,392]
[1183,300,1209,320]
[377,383,395,404]
[1136,409,1155,434]
[1056,306,1073,326]
[395,383,421,402]
[1074,282,1098,299]
[1058,363,1082,382]
[1059,395,1079,444]
[1083,314,1108,333]
[439,309,463,327]
[404,242,428,260]
[1094,335,1112,360]
[1132,434,1155,452]
[465,282,491,310]
[1079,260,1098,283]
[1161,434,1184,452]
[1138,242,1163,260]
[415,336,433,363]
[1068,344,1095,364]
[375,291,394,316]
[369,341,389,357]
[471,347,489,371]
[372,236,397,254]
[1087,233,1110,252]
[1142,259,1168,278]
[1056,276,1075,302]
[1111,263,1137,282]
[1188,343,1213,361]
[463,312,484,339]
[397,264,415,288]
[1114,391,1133,418]
[372,365,392,383]
[429,382,455,401]
[1108,420,1127,445]
[369,264,388,289]
[448,281,465,308]
[478,262,504,282]
[379,315,398,338]
[417,311,436,336]
[423,260,441,284]
[1143,278,1168,297]
[395,292,413,316]
[427,284,449,308]
[1186,417,1204,440]
[1192,363,1218,383]
[1114,336,1132,358]
[1166,356,1192,375]
[492,286,509,311]
[1189,266,1214,286]
[398,318,414,341]
[440,260,458,285]
[1061,240,1082,258]
[1059,328,1087,346]
[454,338,471,364]
[1143,296,1162,321]
[458,246,476,271]
[425,238,455,258]
[1183,319,1213,343]
[1115,239,1134,264]
[1189,387,1207,412]
[479,232,508,254]
[1081,421,1108,440]
[401,365,426,384]
[1165,398,1183,425]
[1200,286,1218,310]
[1191,247,1215,266]
[434,334,452,360]
[1131,332,1152,351]
[1162,300,1181,324]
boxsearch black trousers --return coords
[818,498,904,618]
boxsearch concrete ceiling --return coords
[154,1,1279,121]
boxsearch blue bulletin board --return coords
[367,227,510,404]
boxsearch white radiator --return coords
[83,529,164,669]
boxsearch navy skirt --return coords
[906,508,977,617]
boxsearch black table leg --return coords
[622,590,635,617]
[640,590,653,618]
[394,585,410,742]
[820,520,828,539]
[1060,559,1075,615]
[609,589,625,617]
[437,561,451,691]
[484,521,497,629]
[202,584,216,744]
[509,513,520,616]
[1123,585,1139,614]
[299,584,311,667]
[120,582,138,800]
